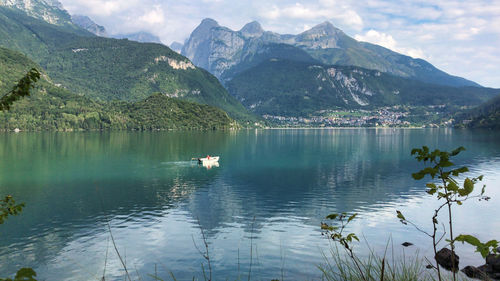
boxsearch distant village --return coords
[263,105,457,128]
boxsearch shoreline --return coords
[0,126,471,133]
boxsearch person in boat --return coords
[207,155,210,160]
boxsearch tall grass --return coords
[318,243,473,281]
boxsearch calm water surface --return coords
[0,129,499,280]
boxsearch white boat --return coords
[202,161,219,169]
[195,156,220,164]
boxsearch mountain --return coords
[456,94,500,129]
[0,0,75,27]
[182,19,479,87]
[226,59,499,117]
[113,31,162,44]
[170,41,183,53]
[0,5,255,121]
[0,46,236,130]
[71,14,107,37]
[240,21,264,38]
[221,43,319,81]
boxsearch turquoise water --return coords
[0,129,499,280]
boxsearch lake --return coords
[0,129,499,280]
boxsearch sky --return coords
[58,0,500,88]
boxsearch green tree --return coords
[0,68,40,111]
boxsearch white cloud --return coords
[354,29,426,59]
[62,0,140,17]
[138,6,165,25]
[355,30,397,50]
[259,1,363,30]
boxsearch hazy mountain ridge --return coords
[170,41,183,53]
[113,31,162,44]
[182,18,479,87]
[71,14,107,37]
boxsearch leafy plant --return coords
[454,235,498,259]
[0,195,25,224]
[321,213,366,280]
[397,146,497,281]
[0,68,40,111]
[0,268,37,281]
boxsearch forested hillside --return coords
[0,47,236,131]
[0,6,254,121]
[456,94,500,129]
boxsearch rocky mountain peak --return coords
[71,14,107,37]
[293,21,344,49]
[304,21,340,35]
[0,0,72,26]
[199,18,219,28]
[188,18,220,40]
[181,18,222,70]
[240,21,264,37]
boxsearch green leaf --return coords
[412,172,425,180]
[427,188,437,195]
[396,210,406,221]
[485,240,499,248]
[447,181,459,192]
[450,147,466,156]
[347,213,358,223]
[455,234,481,246]
[452,167,469,176]
[462,178,474,196]
[326,214,338,220]
[440,160,454,167]
[425,167,438,178]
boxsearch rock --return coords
[402,242,413,247]
[461,266,488,279]
[477,264,491,272]
[435,248,459,272]
[486,252,500,271]
[471,262,500,280]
